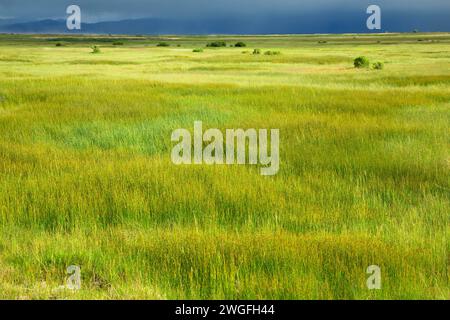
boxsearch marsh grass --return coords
[0,33,449,299]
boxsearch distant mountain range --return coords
[0,18,348,34]
[0,16,382,35]
[0,12,449,35]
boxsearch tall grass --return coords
[0,33,449,299]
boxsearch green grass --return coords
[0,33,449,300]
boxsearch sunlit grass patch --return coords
[0,33,448,299]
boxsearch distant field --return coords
[0,33,448,299]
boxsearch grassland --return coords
[0,33,448,299]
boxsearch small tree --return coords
[91,46,101,54]
[354,56,370,68]
[234,42,247,47]
[264,50,281,55]
[253,49,261,55]
[206,41,227,48]
[157,42,170,47]
[372,61,384,70]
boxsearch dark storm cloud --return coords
[0,0,449,32]
[1,0,449,21]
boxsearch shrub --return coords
[113,42,124,46]
[193,48,203,53]
[157,42,170,47]
[206,41,226,48]
[55,43,63,47]
[354,56,370,68]
[264,50,281,55]
[318,40,327,44]
[372,61,384,70]
[253,49,261,55]
[234,42,247,47]
[91,46,101,54]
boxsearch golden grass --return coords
[0,33,448,299]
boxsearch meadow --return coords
[0,33,448,299]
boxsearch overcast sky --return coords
[0,0,448,21]
[0,0,449,32]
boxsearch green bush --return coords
[264,50,281,55]
[372,61,384,70]
[157,42,170,47]
[234,42,247,47]
[253,49,261,55]
[354,56,370,68]
[91,46,101,54]
[206,41,227,48]
[193,48,204,53]
[113,42,124,46]
[55,43,63,47]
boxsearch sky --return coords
[0,0,449,33]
